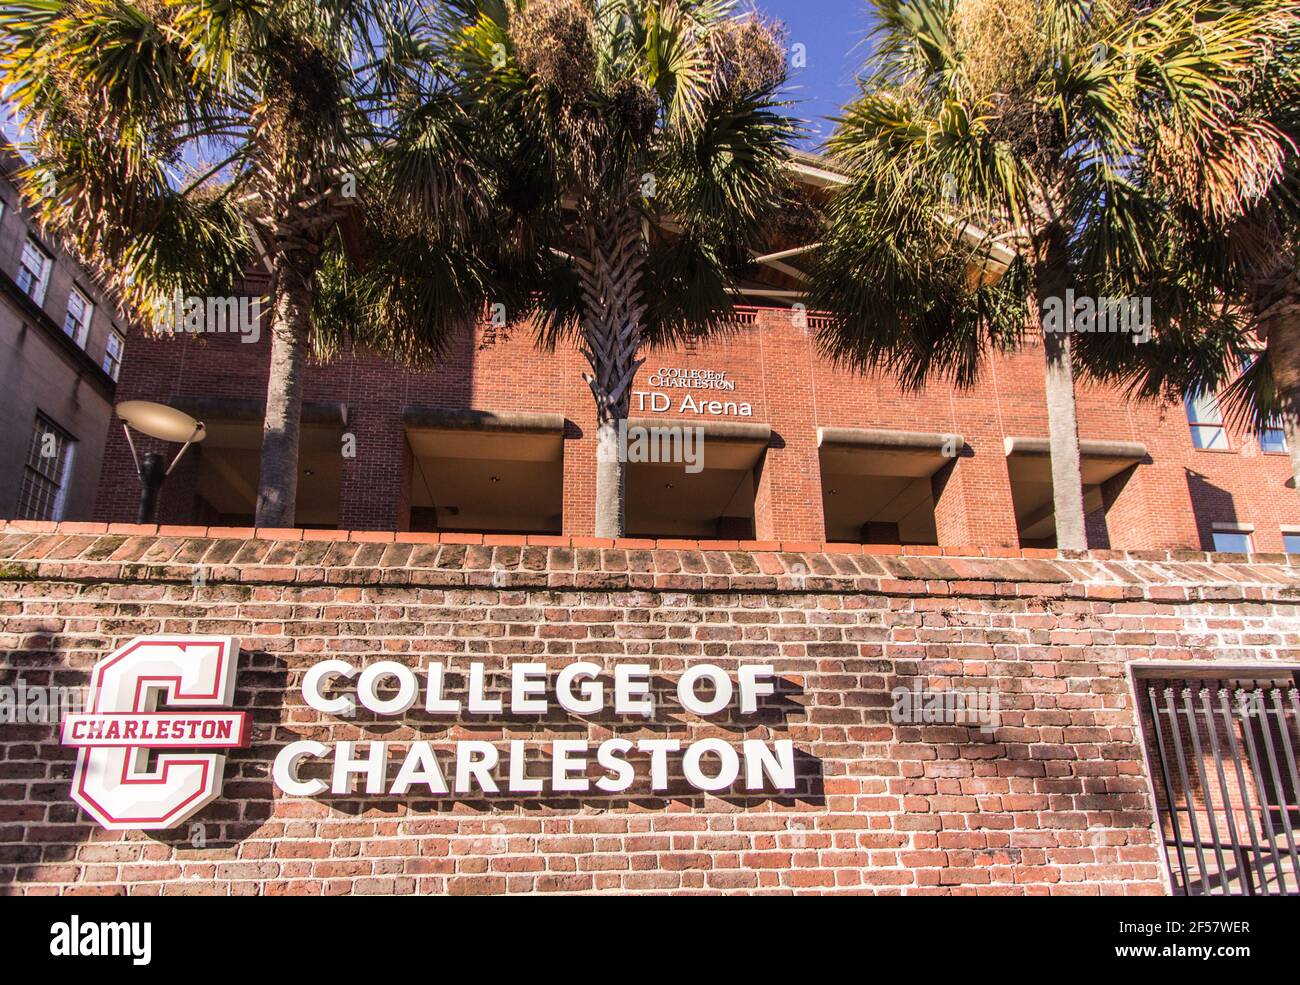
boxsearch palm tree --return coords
[809,0,1295,550]
[0,0,491,527]
[402,0,796,538]
[1075,3,1300,495]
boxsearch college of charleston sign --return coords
[61,636,796,831]
[633,367,754,418]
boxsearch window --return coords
[1211,527,1252,553]
[1184,388,1227,450]
[102,331,124,381]
[1259,423,1287,454]
[63,287,93,348]
[1283,532,1300,554]
[16,237,52,305]
[17,414,76,521]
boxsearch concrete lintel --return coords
[628,418,771,445]
[818,426,964,454]
[402,406,566,435]
[1004,436,1148,460]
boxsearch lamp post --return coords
[115,401,206,524]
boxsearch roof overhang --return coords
[627,417,770,470]
[1005,436,1148,485]
[819,427,963,479]
[786,155,848,189]
[403,407,565,464]
[402,406,565,435]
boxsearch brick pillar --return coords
[752,451,775,541]
[930,458,968,546]
[561,419,595,537]
[396,437,413,533]
[930,449,1020,548]
[337,407,409,531]
[755,313,825,542]
[940,372,1023,548]
[753,430,824,541]
[1085,501,1111,549]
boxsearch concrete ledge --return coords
[1005,436,1148,460]
[629,418,771,444]
[819,426,963,454]
[402,406,566,434]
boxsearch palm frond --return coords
[656,88,797,240]
[1221,348,1281,433]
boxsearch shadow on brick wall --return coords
[1186,469,1240,551]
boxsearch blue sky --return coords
[757,0,879,149]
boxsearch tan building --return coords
[0,141,126,522]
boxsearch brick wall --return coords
[2,520,1299,895]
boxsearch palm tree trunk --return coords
[255,256,312,527]
[579,210,648,539]
[1034,251,1087,551]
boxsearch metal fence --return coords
[1142,680,1300,896]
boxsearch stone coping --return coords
[2,519,1294,561]
[2,520,1298,601]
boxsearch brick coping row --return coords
[3,521,1300,602]
[1,518,1295,566]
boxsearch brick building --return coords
[95,302,1299,555]
[87,152,1299,553]
[0,141,128,525]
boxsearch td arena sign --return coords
[61,636,797,831]
[632,367,755,418]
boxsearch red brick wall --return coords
[2,521,1299,895]
[94,309,1300,550]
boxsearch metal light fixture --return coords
[116,400,206,523]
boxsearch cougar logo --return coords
[61,636,247,830]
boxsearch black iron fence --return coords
[1141,678,1300,896]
